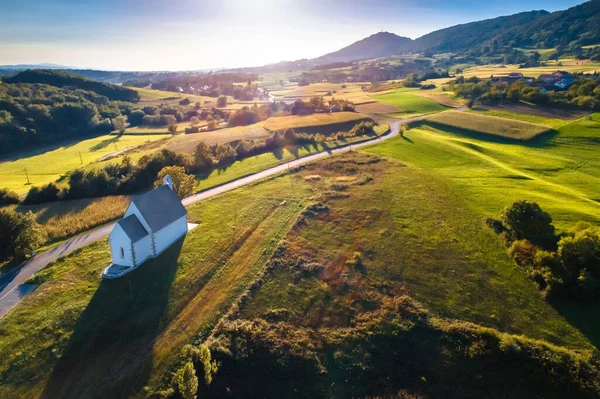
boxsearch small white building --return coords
[103,175,188,279]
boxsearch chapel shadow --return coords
[41,236,185,399]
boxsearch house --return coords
[538,74,556,84]
[102,175,188,279]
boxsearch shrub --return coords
[0,188,20,205]
[216,95,227,107]
[174,361,198,399]
[23,183,61,205]
[190,116,200,126]
[194,142,214,171]
[184,125,200,134]
[502,200,556,248]
[167,124,178,135]
[0,210,45,261]
[215,143,238,165]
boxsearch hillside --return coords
[412,10,549,53]
[316,32,413,63]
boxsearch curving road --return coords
[0,108,464,319]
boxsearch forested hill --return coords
[4,69,139,102]
[489,0,600,49]
[411,11,549,54]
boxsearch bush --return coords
[23,183,61,205]
[0,188,20,205]
[502,200,556,248]
[0,210,45,261]
[167,124,178,135]
[215,143,238,165]
[194,142,214,171]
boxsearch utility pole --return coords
[24,168,30,185]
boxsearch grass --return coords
[372,88,448,117]
[364,113,600,232]
[469,106,576,129]
[0,133,171,195]
[459,60,600,78]
[6,196,130,243]
[0,177,308,398]
[195,130,388,192]
[240,153,590,348]
[421,111,553,140]
[1,146,597,397]
[116,120,208,135]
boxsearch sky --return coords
[0,0,586,71]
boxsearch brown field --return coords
[421,111,553,140]
[355,102,403,114]
[166,125,272,154]
[262,112,369,131]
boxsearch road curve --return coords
[0,108,464,319]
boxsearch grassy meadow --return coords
[459,59,600,78]
[0,144,598,397]
[421,111,553,140]
[365,113,600,231]
[372,88,449,117]
[0,133,171,195]
[469,106,577,129]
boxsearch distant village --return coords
[492,70,575,91]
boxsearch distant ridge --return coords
[0,63,73,70]
[315,32,414,63]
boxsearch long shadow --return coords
[271,147,284,160]
[550,297,600,350]
[41,236,185,399]
[89,136,120,152]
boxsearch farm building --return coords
[102,175,188,279]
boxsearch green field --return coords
[421,111,553,140]
[365,114,600,231]
[0,134,172,195]
[372,88,448,117]
[469,107,574,129]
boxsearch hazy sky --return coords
[0,0,585,71]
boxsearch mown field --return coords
[0,134,172,195]
[372,88,449,117]
[469,106,581,129]
[420,111,553,140]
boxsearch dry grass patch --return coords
[10,196,130,242]
[262,112,371,132]
[355,102,403,114]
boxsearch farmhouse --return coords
[102,175,188,279]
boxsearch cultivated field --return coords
[470,104,588,128]
[0,134,172,195]
[459,59,600,79]
[421,112,553,140]
[372,88,448,117]
[166,112,371,154]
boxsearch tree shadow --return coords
[41,235,186,399]
[401,135,414,144]
[89,136,120,152]
[550,297,600,350]
[271,147,284,160]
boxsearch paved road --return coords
[0,109,464,319]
